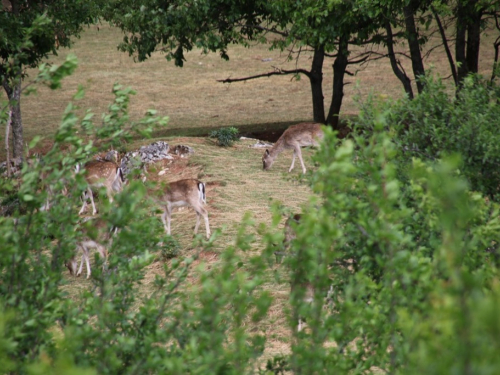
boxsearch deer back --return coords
[84,160,122,188]
[283,122,323,147]
[165,179,205,205]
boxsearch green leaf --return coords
[29,136,41,149]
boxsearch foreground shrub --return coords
[262,112,500,373]
[159,235,181,260]
[0,58,270,374]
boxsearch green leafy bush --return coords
[261,105,500,373]
[5,55,500,374]
[209,127,239,147]
[357,75,500,200]
[159,236,181,259]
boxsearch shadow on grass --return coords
[154,118,354,142]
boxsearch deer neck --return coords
[269,138,286,159]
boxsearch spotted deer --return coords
[262,122,324,174]
[160,179,211,239]
[66,240,107,279]
[78,160,124,215]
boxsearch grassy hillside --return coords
[3,22,498,364]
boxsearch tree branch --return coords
[217,67,311,83]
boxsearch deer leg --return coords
[296,148,307,174]
[194,211,201,234]
[88,187,98,215]
[161,205,172,235]
[79,191,88,215]
[193,205,210,238]
[202,208,211,238]
[77,253,85,277]
[289,150,297,172]
[298,318,305,332]
[106,186,114,204]
[85,252,91,279]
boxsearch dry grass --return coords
[62,135,317,361]
[162,137,316,359]
[3,22,497,161]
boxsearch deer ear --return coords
[265,149,270,155]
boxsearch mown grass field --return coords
[3,22,498,362]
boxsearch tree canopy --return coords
[1,0,101,158]
[105,0,500,129]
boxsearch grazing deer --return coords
[160,179,211,239]
[66,240,107,279]
[78,160,124,215]
[262,122,324,174]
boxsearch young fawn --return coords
[262,122,324,174]
[160,179,211,239]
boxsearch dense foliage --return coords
[263,74,500,373]
[357,75,500,200]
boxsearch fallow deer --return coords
[78,160,123,215]
[66,240,107,279]
[160,179,211,239]
[262,122,324,174]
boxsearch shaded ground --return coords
[154,119,353,143]
[21,120,353,159]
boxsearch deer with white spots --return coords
[262,122,324,174]
[160,179,211,239]
[78,159,124,215]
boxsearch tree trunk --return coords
[326,36,348,130]
[455,1,469,83]
[308,45,326,124]
[432,6,458,86]
[403,3,426,93]
[385,21,414,99]
[455,0,482,85]
[466,10,481,74]
[2,77,24,159]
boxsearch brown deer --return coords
[160,179,211,239]
[66,240,108,279]
[78,160,124,215]
[262,122,324,174]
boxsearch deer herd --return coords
[35,122,325,328]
